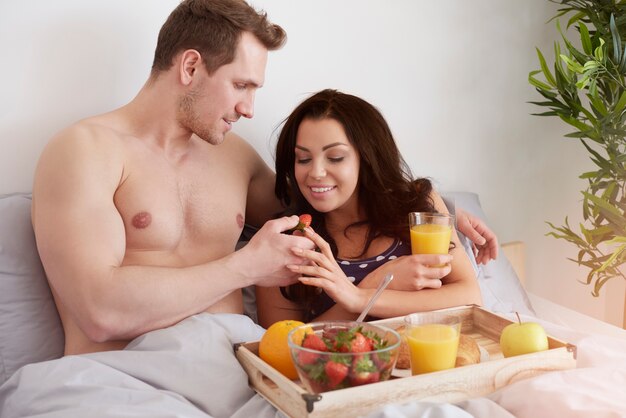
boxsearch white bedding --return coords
[1,312,624,418]
[485,314,626,418]
[0,314,281,418]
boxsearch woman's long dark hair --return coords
[275,89,435,256]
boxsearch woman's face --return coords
[294,118,360,214]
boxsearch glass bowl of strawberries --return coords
[287,321,401,393]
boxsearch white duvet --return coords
[1,313,624,418]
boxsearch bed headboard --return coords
[501,241,526,287]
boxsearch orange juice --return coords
[405,323,460,374]
[410,224,452,255]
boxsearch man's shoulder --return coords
[46,115,128,158]
[36,116,128,183]
[220,132,266,166]
[219,131,254,153]
[58,114,124,142]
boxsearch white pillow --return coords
[443,191,535,315]
[0,194,64,385]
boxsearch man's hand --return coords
[455,207,498,264]
[238,216,315,287]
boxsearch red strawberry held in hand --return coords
[291,214,312,233]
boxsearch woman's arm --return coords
[288,190,482,319]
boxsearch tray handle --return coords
[302,393,323,413]
[493,357,576,389]
[566,343,577,360]
[236,344,314,414]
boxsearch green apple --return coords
[499,312,549,358]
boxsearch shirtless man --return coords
[31,0,311,355]
[32,0,498,357]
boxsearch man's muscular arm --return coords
[32,126,307,343]
[235,137,282,228]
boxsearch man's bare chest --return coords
[113,158,249,262]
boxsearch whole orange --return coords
[259,320,308,379]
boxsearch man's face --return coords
[177,32,268,145]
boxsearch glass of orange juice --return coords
[408,212,453,256]
[403,312,461,375]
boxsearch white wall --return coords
[1,0,622,326]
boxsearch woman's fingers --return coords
[302,228,335,257]
[290,246,334,271]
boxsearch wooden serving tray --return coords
[235,305,576,418]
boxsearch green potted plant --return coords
[529,0,625,297]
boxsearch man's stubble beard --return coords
[177,90,225,146]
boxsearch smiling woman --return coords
[257,89,482,327]
[293,119,361,216]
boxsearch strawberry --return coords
[298,350,319,366]
[298,333,327,365]
[291,214,312,233]
[350,355,380,386]
[349,332,373,353]
[324,361,348,388]
[351,370,380,386]
[302,332,327,351]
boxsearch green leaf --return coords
[579,22,593,55]
[605,236,626,245]
[559,116,600,141]
[610,14,622,63]
[529,71,555,91]
[593,276,612,297]
[582,60,600,72]
[580,171,598,179]
[589,78,598,98]
[554,41,571,82]
[579,139,610,169]
[587,225,616,241]
[536,48,557,87]
[596,244,625,273]
[561,54,584,73]
[588,92,608,116]
[583,191,624,222]
[619,44,626,73]
[613,89,626,114]
[577,76,591,90]
[594,38,605,62]
[567,11,586,29]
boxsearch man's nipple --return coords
[132,211,152,229]
[236,213,244,229]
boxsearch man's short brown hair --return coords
[152,0,286,75]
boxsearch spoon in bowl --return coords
[356,273,394,322]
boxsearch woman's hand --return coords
[285,228,367,314]
[360,254,452,291]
